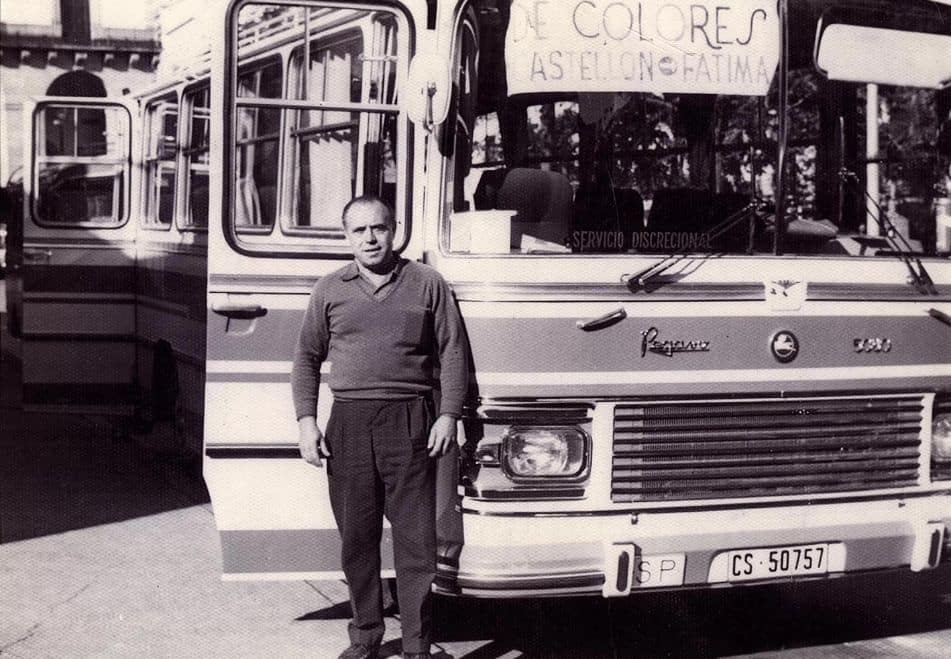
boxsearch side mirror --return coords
[404,54,451,131]
[814,13,951,89]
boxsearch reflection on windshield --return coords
[443,0,950,259]
[452,91,779,255]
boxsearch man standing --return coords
[291,196,468,659]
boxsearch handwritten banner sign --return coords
[505,0,779,96]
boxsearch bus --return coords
[13,0,951,597]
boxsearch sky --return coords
[1,0,154,30]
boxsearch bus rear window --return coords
[33,104,130,227]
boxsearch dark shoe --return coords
[338,643,378,659]
[403,653,431,659]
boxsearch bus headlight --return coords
[933,413,951,461]
[933,400,951,481]
[502,426,587,479]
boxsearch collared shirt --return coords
[291,258,469,419]
[341,258,406,298]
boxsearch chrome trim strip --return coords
[460,489,951,517]
[137,243,208,256]
[23,238,137,249]
[809,283,951,301]
[451,281,764,302]
[451,571,604,592]
[208,273,319,293]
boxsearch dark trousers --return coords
[325,397,437,654]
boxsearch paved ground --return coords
[2,310,950,658]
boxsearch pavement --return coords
[0,313,427,658]
[2,306,950,658]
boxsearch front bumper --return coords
[435,494,951,598]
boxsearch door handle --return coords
[576,307,626,331]
[211,303,268,319]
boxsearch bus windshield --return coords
[442,0,951,258]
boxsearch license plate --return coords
[726,543,829,582]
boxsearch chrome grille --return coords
[611,396,923,502]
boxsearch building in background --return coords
[0,0,161,187]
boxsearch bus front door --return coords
[20,97,139,413]
[203,0,426,580]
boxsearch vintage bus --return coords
[12,0,951,597]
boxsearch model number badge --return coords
[854,338,892,353]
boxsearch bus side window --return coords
[286,17,399,234]
[445,14,478,214]
[182,86,210,229]
[230,4,408,251]
[235,58,282,232]
[361,17,399,209]
[143,95,178,228]
[288,31,364,232]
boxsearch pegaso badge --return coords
[641,327,711,358]
[770,330,799,363]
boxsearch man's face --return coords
[343,202,396,270]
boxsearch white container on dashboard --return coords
[450,210,514,254]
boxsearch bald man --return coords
[291,195,469,659]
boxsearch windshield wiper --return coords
[838,169,937,295]
[623,199,765,288]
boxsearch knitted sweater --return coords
[291,258,469,419]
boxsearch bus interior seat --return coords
[613,188,645,231]
[473,168,508,210]
[647,188,751,250]
[235,177,262,226]
[257,185,276,226]
[496,168,574,248]
[574,184,644,250]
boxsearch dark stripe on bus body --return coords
[23,384,138,405]
[24,264,135,293]
[206,308,303,361]
[137,295,205,321]
[206,444,300,459]
[19,332,135,342]
[206,372,289,383]
[207,307,949,370]
[219,529,394,573]
[22,295,136,305]
[219,530,915,585]
[464,315,948,372]
[137,267,207,320]
[23,265,135,294]
[135,336,206,370]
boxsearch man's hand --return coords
[298,416,331,467]
[428,414,459,457]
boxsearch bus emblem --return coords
[771,331,800,363]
